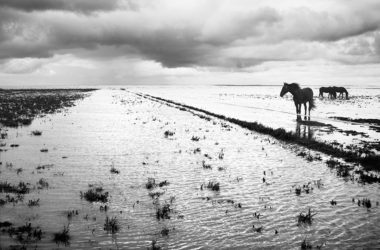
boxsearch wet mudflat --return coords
[0,89,380,249]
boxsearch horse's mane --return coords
[288,83,300,90]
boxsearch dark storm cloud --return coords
[1,0,380,69]
[0,0,120,13]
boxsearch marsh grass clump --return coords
[149,191,165,199]
[295,187,302,195]
[28,199,40,207]
[37,178,49,189]
[164,130,175,138]
[104,216,120,234]
[193,147,201,154]
[8,222,42,245]
[31,130,42,136]
[301,238,312,249]
[158,180,169,187]
[202,160,212,169]
[161,227,170,236]
[207,181,220,191]
[81,187,108,203]
[16,168,23,175]
[326,159,353,179]
[149,240,161,250]
[1,194,24,205]
[297,151,307,157]
[53,225,70,246]
[357,198,372,208]
[297,208,316,226]
[218,149,224,160]
[36,164,54,172]
[0,181,30,194]
[110,166,120,174]
[0,221,12,228]
[356,170,380,184]
[191,136,200,141]
[156,204,172,220]
[146,178,156,189]
[67,210,79,219]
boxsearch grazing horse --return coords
[319,87,336,99]
[280,82,316,120]
[333,86,349,99]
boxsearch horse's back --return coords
[302,87,313,96]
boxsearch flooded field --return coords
[1,87,380,249]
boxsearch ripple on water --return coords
[0,89,379,249]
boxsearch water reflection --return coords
[296,121,314,139]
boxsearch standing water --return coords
[0,87,379,249]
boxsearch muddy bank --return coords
[330,116,380,126]
[0,89,96,127]
[137,93,380,171]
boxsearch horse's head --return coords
[280,82,288,97]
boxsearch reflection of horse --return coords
[280,82,315,120]
[296,122,314,140]
[319,87,336,99]
[333,87,349,99]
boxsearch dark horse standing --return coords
[319,87,336,99]
[280,82,316,120]
[333,86,349,99]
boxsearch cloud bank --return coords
[0,0,380,85]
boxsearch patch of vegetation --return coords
[37,178,49,189]
[149,191,165,199]
[161,227,170,236]
[193,147,201,154]
[0,194,24,206]
[0,181,30,194]
[110,166,120,174]
[104,216,120,234]
[0,221,12,228]
[7,222,43,245]
[206,181,220,191]
[146,178,156,189]
[191,136,200,141]
[31,130,42,136]
[149,240,161,250]
[202,160,212,169]
[158,180,169,187]
[0,89,96,127]
[80,187,109,203]
[53,225,70,246]
[36,164,54,171]
[297,208,316,226]
[28,199,40,207]
[301,238,312,249]
[164,130,175,138]
[156,204,172,220]
[357,198,372,208]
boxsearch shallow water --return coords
[130,85,380,154]
[0,88,380,249]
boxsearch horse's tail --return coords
[309,97,316,110]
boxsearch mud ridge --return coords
[136,92,380,171]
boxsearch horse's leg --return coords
[304,103,307,120]
[295,103,300,120]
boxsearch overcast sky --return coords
[0,0,380,86]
